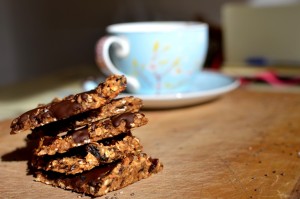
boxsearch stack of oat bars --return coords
[10,75,163,197]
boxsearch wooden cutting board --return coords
[1,88,300,199]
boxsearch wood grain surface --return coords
[1,88,300,199]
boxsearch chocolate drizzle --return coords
[148,158,159,173]
[10,108,39,134]
[40,161,118,188]
[86,144,108,161]
[42,136,56,146]
[74,163,116,187]
[18,109,33,123]
[33,132,130,170]
[112,112,137,128]
[49,100,82,120]
[71,127,89,143]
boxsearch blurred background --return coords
[0,0,300,86]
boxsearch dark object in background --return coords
[196,16,223,70]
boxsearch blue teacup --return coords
[95,21,208,95]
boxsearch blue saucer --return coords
[119,71,240,108]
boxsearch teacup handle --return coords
[95,36,140,93]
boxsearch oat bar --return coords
[35,112,148,156]
[32,133,143,175]
[35,153,163,197]
[29,96,142,140]
[10,75,126,134]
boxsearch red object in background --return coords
[239,70,300,87]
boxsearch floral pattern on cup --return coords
[130,41,198,94]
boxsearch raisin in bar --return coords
[35,112,148,156]
[29,96,142,140]
[10,75,126,134]
[34,153,163,197]
[32,133,143,175]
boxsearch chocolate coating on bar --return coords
[10,75,127,134]
[86,144,102,160]
[72,128,89,144]
[112,112,137,128]
[28,97,143,140]
[49,100,82,120]
[72,163,116,187]
[34,112,148,156]
[39,161,118,188]
[31,133,143,174]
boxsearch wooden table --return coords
[1,88,300,199]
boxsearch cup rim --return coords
[106,21,208,33]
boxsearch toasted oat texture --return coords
[35,153,163,197]
[35,112,148,156]
[10,75,127,134]
[29,96,142,140]
[32,133,143,175]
